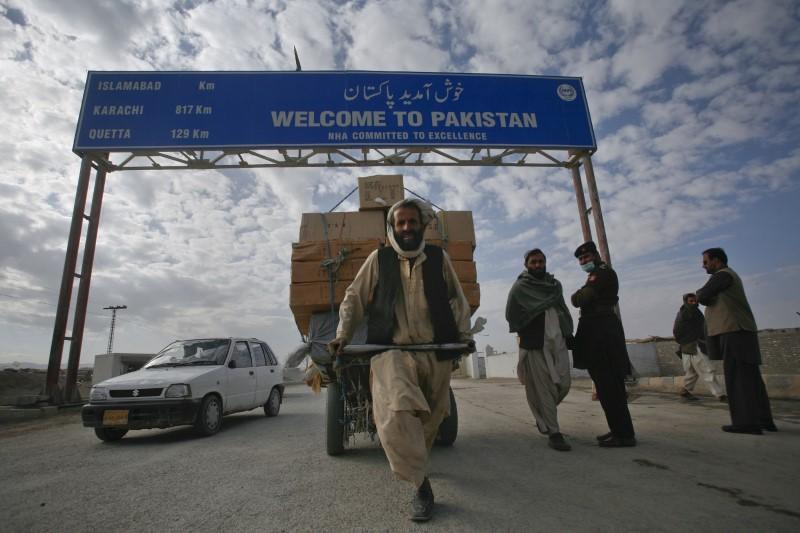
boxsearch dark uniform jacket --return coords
[570,262,631,374]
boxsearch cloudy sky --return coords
[1,0,799,366]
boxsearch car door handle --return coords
[270,369,274,373]
[249,371,254,376]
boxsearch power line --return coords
[0,292,108,316]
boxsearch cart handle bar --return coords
[339,342,475,356]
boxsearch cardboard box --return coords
[358,174,404,210]
[452,261,478,284]
[291,258,366,283]
[462,282,481,312]
[294,312,311,335]
[290,281,351,315]
[291,239,384,262]
[298,211,385,242]
[425,211,475,245]
[291,281,480,333]
[426,240,474,261]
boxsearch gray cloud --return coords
[1,0,798,364]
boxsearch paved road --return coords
[1,379,799,532]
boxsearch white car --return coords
[82,337,284,441]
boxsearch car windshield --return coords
[145,339,230,368]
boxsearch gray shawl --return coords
[506,271,573,338]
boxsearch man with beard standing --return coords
[329,198,473,522]
[505,248,574,451]
[570,241,636,447]
[696,247,776,434]
[673,292,727,402]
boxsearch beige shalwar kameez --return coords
[337,246,472,487]
[517,307,571,435]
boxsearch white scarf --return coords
[385,198,436,259]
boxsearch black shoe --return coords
[721,425,762,435]
[762,423,778,432]
[717,395,728,402]
[410,477,434,522]
[548,432,572,451]
[599,436,637,447]
[680,389,698,401]
[596,431,613,442]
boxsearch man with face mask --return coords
[673,292,727,402]
[570,241,636,447]
[696,247,776,434]
[505,248,574,451]
[329,198,473,522]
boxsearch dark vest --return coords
[704,267,758,336]
[367,245,460,356]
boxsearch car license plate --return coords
[102,410,129,426]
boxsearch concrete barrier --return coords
[0,405,60,424]
[631,374,800,400]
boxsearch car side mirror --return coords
[228,360,237,369]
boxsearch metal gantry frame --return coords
[45,145,612,403]
[90,146,588,171]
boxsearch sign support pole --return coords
[581,153,626,329]
[46,156,93,401]
[64,159,108,403]
[569,151,593,242]
[582,154,612,265]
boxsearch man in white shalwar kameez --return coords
[505,248,574,451]
[329,198,473,522]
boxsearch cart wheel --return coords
[435,387,458,446]
[326,381,346,456]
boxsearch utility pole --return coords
[104,305,127,354]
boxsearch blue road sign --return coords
[73,71,596,152]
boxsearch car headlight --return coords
[165,384,191,398]
[90,387,108,401]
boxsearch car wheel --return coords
[94,427,128,442]
[264,387,282,417]
[326,381,345,456]
[435,387,458,446]
[194,395,222,436]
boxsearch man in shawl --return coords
[329,198,473,522]
[673,292,726,402]
[505,248,574,451]
[696,247,776,434]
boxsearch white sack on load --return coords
[285,343,311,368]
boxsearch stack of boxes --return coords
[289,175,480,336]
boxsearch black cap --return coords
[574,241,598,258]
[524,248,545,262]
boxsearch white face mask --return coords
[581,262,595,273]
